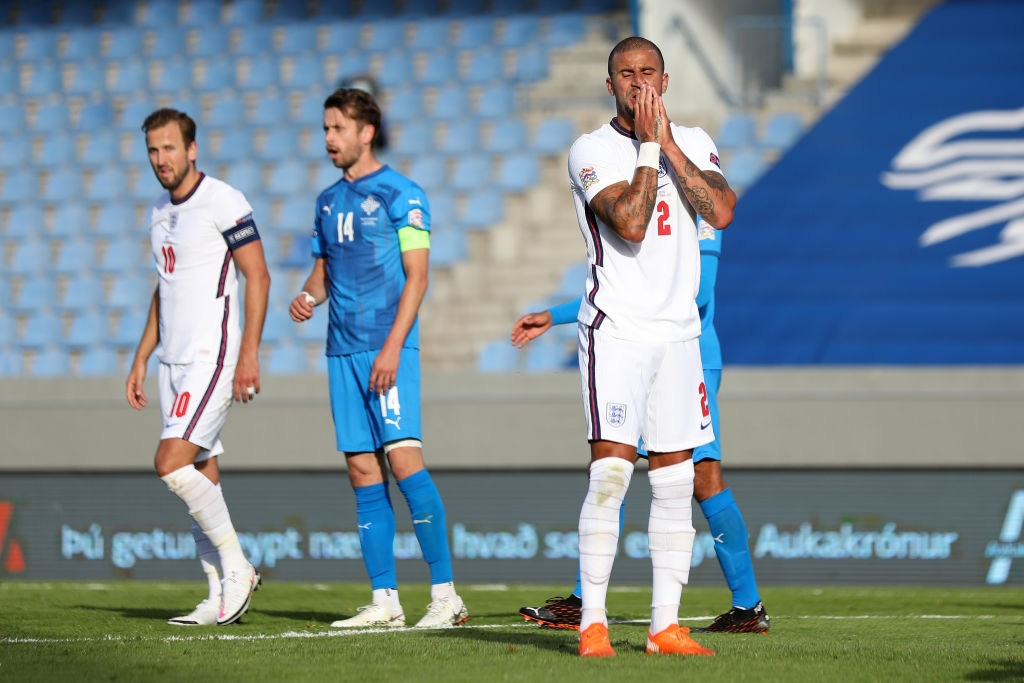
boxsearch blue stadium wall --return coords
[716,0,1024,364]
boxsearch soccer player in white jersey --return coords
[566,37,737,657]
[126,108,270,626]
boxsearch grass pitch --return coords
[1,582,1022,682]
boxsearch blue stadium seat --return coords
[86,166,127,202]
[476,339,519,372]
[759,111,804,153]
[31,346,72,377]
[384,87,424,124]
[284,53,325,89]
[191,24,232,59]
[66,311,108,349]
[58,2,98,24]
[5,205,45,241]
[0,32,12,61]
[453,16,494,49]
[279,232,311,268]
[98,238,142,274]
[24,63,62,96]
[438,119,480,155]
[140,0,179,26]
[242,54,279,90]
[207,98,246,127]
[375,50,415,89]
[182,0,223,26]
[79,130,120,165]
[19,30,58,61]
[108,60,149,96]
[77,346,122,376]
[429,83,471,120]
[63,28,103,60]
[485,117,527,153]
[147,26,187,56]
[57,273,104,311]
[41,169,83,203]
[322,21,362,52]
[391,119,435,155]
[120,100,157,131]
[406,157,448,193]
[32,104,71,132]
[366,20,406,52]
[0,135,32,169]
[428,227,467,267]
[554,260,588,299]
[269,0,309,22]
[265,343,308,374]
[294,306,328,344]
[496,153,540,193]
[310,0,355,19]
[54,239,97,276]
[104,27,145,60]
[10,276,58,314]
[250,98,289,126]
[258,126,299,161]
[77,102,115,132]
[418,50,458,87]
[716,111,757,150]
[277,197,311,230]
[460,189,504,230]
[266,160,308,197]
[112,310,146,349]
[446,0,487,17]
[513,45,549,82]
[225,0,266,24]
[0,313,15,347]
[450,154,491,193]
[93,204,135,239]
[0,349,24,377]
[197,57,236,91]
[428,192,456,228]
[332,50,371,82]
[259,308,293,346]
[525,337,573,372]
[34,135,76,168]
[531,116,575,155]
[49,203,89,238]
[0,67,18,101]
[543,13,586,47]
[463,47,504,85]
[726,148,768,190]
[410,17,450,50]
[19,312,63,349]
[232,23,274,57]
[105,272,152,312]
[278,22,319,55]
[312,163,342,192]
[222,161,263,193]
[0,170,39,206]
[499,15,539,48]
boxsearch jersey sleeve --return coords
[678,125,726,179]
[568,134,629,203]
[312,195,327,258]
[216,186,259,250]
[391,183,431,235]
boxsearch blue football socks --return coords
[353,482,397,590]
[397,469,454,585]
[700,488,760,609]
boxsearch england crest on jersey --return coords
[606,402,626,427]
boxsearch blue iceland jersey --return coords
[696,216,722,371]
[312,166,430,355]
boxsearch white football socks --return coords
[191,519,221,602]
[648,459,696,634]
[578,457,634,631]
[372,587,402,612]
[162,464,248,573]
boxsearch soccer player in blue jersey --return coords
[289,88,467,629]
[510,217,769,634]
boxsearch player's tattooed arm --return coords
[589,170,659,243]
[662,145,736,229]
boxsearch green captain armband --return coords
[398,226,431,252]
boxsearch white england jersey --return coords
[568,119,724,342]
[149,174,255,365]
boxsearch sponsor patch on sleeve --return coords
[408,208,424,228]
[223,213,260,250]
[709,152,720,167]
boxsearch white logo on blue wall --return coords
[881,107,1024,267]
[985,489,1024,585]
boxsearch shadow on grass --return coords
[963,656,1024,681]
[431,624,580,654]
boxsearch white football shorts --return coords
[577,322,714,453]
[158,361,232,462]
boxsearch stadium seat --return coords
[140,0,179,26]
[104,27,145,60]
[225,0,266,24]
[108,60,149,96]
[717,111,757,150]
[384,87,424,124]
[250,98,289,126]
[278,22,319,55]
[98,238,143,274]
[453,16,494,49]
[266,160,309,197]
[24,63,62,96]
[0,136,32,171]
[30,346,72,377]
[0,312,14,347]
[312,164,342,192]
[77,102,116,132]
[322,21,362,52]
[32,104,71,132]
[476,339,519,372]
[460,189,504,230]
[450,154,492,193]
[146,26,187,57]
[531,116,576,155]
[294,306,328,344]
[63,28,103,60]
[366,20,406,53]
[284,53,325,90]
[77,346,122,376]
[358,0,400,21]
[242,54,279,90]
[0,349,24,377]
[57,273,104,311]
[41,169,83,203]
[65,311,108,349]
[331,50,371,83]
[418,50,458,87]
[197,57,237,91]
[277,198,313,232]
[207,98,246,127]
[79,130,120,165]
[120,100,157,131]
[475,83,516,119]
[499,15,539,48]
[265,344,308,374]
[259,308,293,346]
[19,312,63,350]
[5,205,46,241]
[463,47,504,85]
[222,161,264,193]
[182,0,222,26]
[410,17,451,50]
[391,119,435,155]
[49,203,89,239]
[554,260,588,299]
[232,23,274,57]
[428,226,466,267]
[759,111,804,153]
[428,191,456,227]
[375,50,415,89]
[111,309,146,349]
[495,153,540,193]
[727,148,768,190]
[438,119,480,155]
[0,103,24,135]
[406,157,448,193]
[94,203,136,239]
[0,171,39,206]
[429,84,472,120]
[10,276,58,314]
[86,166,127,202]
[279,232,311,268]
[34,135,76,169]
[58,2,97,24]
[258,126,299,161]
[543,13,586,47]
[19,30,59,61]
[105,272,152,312]
[191,24,232,59]
[524,337,573,372]
[269,0,309,21]
[485,117,527,153]
[54,239,98,276]
[513,45,549,82]
[446,0,487,17]
[0,64,16,95]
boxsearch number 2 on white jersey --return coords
[336,212,355,242]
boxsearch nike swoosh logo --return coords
[700,420,712,430]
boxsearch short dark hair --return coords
[141,108,197,146]
[324,88,382,145]
[607,36,665,77]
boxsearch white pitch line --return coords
[0,615,1009,645]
